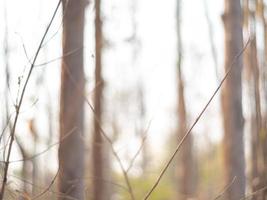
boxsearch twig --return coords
[41,0,70,48]
[34,47,83,67]
[9,174,78,200]
[31,166,60,200]
[213,176,236,200]
[15,33,33,66]
[0,127,76,164]
[0,1,62,199]
[85,98,136,200]
[239,185,267,200]
[126,120,152,173]
[0,115,12,145]
[142,38,251,200]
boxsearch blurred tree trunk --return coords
[243,1,263,198]
[92,0,105,199]
[176,0,195,199]
[243,0,261,197]
[222,0,245,199]
[203,0,220,82]
[28,119,39,196]
[15,137,31,200]
[137,86,149,175]
[58,0,86,199]
[258,0,267,198]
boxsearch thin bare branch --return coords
[213,176,236,200]
[31,166,60,200]
[142,38,251,200]
[0,1,62,199]
[34,47,83,67]
[9,174,78,200]
[0,127,76,164]
[126,120,152,173]
[239,185,267,200]
[15,33,33,65]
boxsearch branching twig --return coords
[0,1,62,199]
[142,38,251,200]
[15,33,33,66]
[84,98,136,200]
[0,127,76,164]
[126,120,152,173]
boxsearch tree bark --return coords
[92,0,105,199]
[244,9,262,199]
[258,0,267,197]
[58,0,86,199]
[222,0,246,199]
[176,0,195,199]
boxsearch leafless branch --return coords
[239,185,267,200]
[0,127,76,164]
[213,176,236,200]
[34,46,83,67]
[31,166,60,200]
[142,38,251,200]
[126,120,152,173]
[0,1,62,199]
[84,98,136,200]
[10,174,78,200]
[15,33,33,66]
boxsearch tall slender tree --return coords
[257,0,267,197]
[92,0,105,199]
[222,0,245,199]
[176,0,195,199]
[243,1,263,198]
[58,0,86,199]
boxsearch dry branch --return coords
[142,38,251,200]
[0,1,62,199]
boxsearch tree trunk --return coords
[222,0,245,199]
[92,0,105,199]
[58,0,86,199]
[243,1,261,198]
[16,137,31,200]
[176,0,195,199]
[258,0,267,197]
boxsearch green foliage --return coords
[116,174,174,200]
[197,142,225,199]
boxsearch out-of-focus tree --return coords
[175,0,196,199]
[92,0,106,199]
[58,0,86,199]
[243,0,263,198]
[257,0,267,198]
[221,0,245,199]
